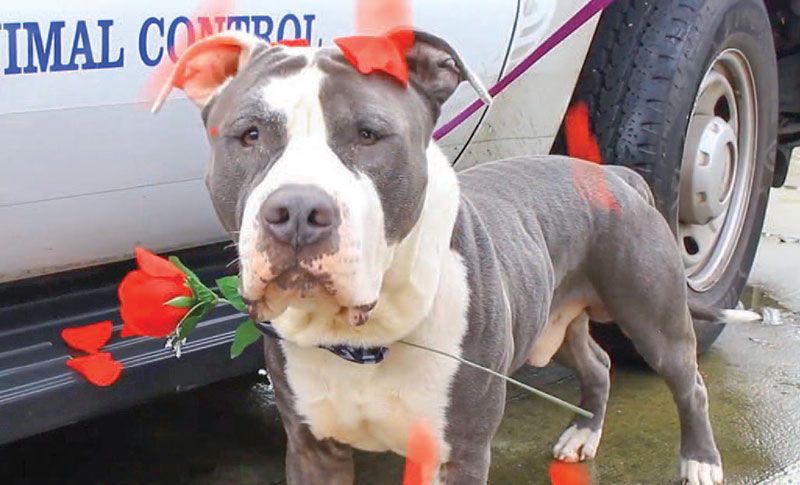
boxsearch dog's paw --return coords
[680,458,723,485]
[552,425,602,462]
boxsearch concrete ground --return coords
[0,157,798,484]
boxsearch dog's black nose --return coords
[259,184,339,247]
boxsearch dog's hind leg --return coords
[588,192,723,483]
[600,290,723,484]
[551,311,611,462]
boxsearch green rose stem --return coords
[399,340,593,419]
[160,267,592,418]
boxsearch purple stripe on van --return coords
[432,0,616,141]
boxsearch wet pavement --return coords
[1,162,798,484]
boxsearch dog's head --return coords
[155,30,483,342]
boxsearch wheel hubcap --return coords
[679,49,757,292]
[680,115,737,224]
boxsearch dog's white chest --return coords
[280,342,454,455]
[279,251,470,457]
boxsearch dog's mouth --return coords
[244,266,377,328]
[273,266,334,297]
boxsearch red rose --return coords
[118,247,194,338]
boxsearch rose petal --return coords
[61,321,113,354]
[549,460,590,485]
[387,29,414,53]
[66,353,123,387]
[334,35,409,85]
[118,270,192,338]
[135,246,185,279]
[403,420,438,485]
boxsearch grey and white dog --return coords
[155,30,755,484]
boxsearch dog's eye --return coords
[358,128,378,145]
[241,127,260,147]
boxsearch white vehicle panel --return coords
[0,0,518,282]
[457,0,600,169]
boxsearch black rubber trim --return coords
[0,243,262,445]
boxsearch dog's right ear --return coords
[406,30,491,109]
[151,31,263,113]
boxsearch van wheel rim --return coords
[678,49,757,292]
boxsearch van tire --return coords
[573,0,778,360]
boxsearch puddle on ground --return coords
[742,285,791,313]
[2,288,799,484]
[742,285,799,327]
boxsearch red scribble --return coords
[141,0,236,108]
[570,160,622,214]
[356,0,412,35]
[334,30,414,86]
[271,38,310,47]
[61,321,113,354]
[403,420,439,485]
[549,460,591,485]
[565,102,621,214]
[564,101,602,164]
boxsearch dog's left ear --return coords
[406,30,491,109]
[151,31,263,113]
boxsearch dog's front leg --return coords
[284,434,354,485]
[439,445,492,484]
[264,340,355,485]
[438,363,507,485]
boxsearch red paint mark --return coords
[565,102,621,214]
[209,126,219,138]
[356,0,412,35]
[549,460,591,485]
[141,0,236,108]
[402,420,439,485]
